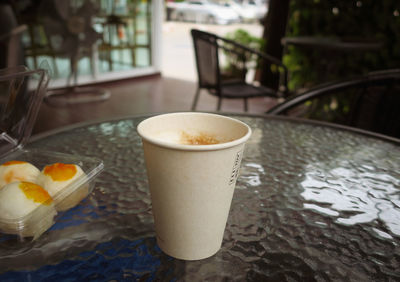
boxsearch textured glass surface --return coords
[0,115,399,281]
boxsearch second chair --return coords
[190,29,288,112]
[267,69,400,138]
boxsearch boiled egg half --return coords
[0,161,40,189]
[0,181,56,237]
[37,163,89,211]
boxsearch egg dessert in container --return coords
[0,66,104,241]
[0,181,57,239]
[0,150,104,240]
[37,162,90,211]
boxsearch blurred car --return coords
[233,0,268,22]
[249,0,268,21]
[223,1,257,22]
[166,0,240,25]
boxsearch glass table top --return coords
[0,114,399,281]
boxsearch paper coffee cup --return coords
[137,112,251,260]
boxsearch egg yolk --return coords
[3,160,27,166]
[2,161,30,184]
[43,163,77,181]
[4,170,25,184]
[19,182,52,205]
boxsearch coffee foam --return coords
[152,130,223,145]
[152,131,182,144]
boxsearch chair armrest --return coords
[267,76,372,114]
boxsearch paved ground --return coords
[161,21,263,82]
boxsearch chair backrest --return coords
[267,69,400,138]
[191,28,290,97]
[191,29,220,91]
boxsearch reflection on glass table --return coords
[0,114,399,281]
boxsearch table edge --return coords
[30,112,400,145]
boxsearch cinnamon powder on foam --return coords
[180,131,222,145]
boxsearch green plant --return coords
[225,29,264,51]
[285,0,400,91]
[221,29,265,80]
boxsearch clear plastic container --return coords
[0,66,104,240]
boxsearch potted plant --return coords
[221,29,265,83]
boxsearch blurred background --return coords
[1,0,398,92]
[0,0,399,134]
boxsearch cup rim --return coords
[137,112,252,151]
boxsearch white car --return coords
[167,0,240,25]
[221,1,255,22]
[248,0,268,21]
[232,0,268,22]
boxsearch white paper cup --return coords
[137,112,251,260]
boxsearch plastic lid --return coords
[0,66,49,158]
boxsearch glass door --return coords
[15,0,160,87]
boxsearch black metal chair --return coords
[191,29,288,112]
[267,69,400,138]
